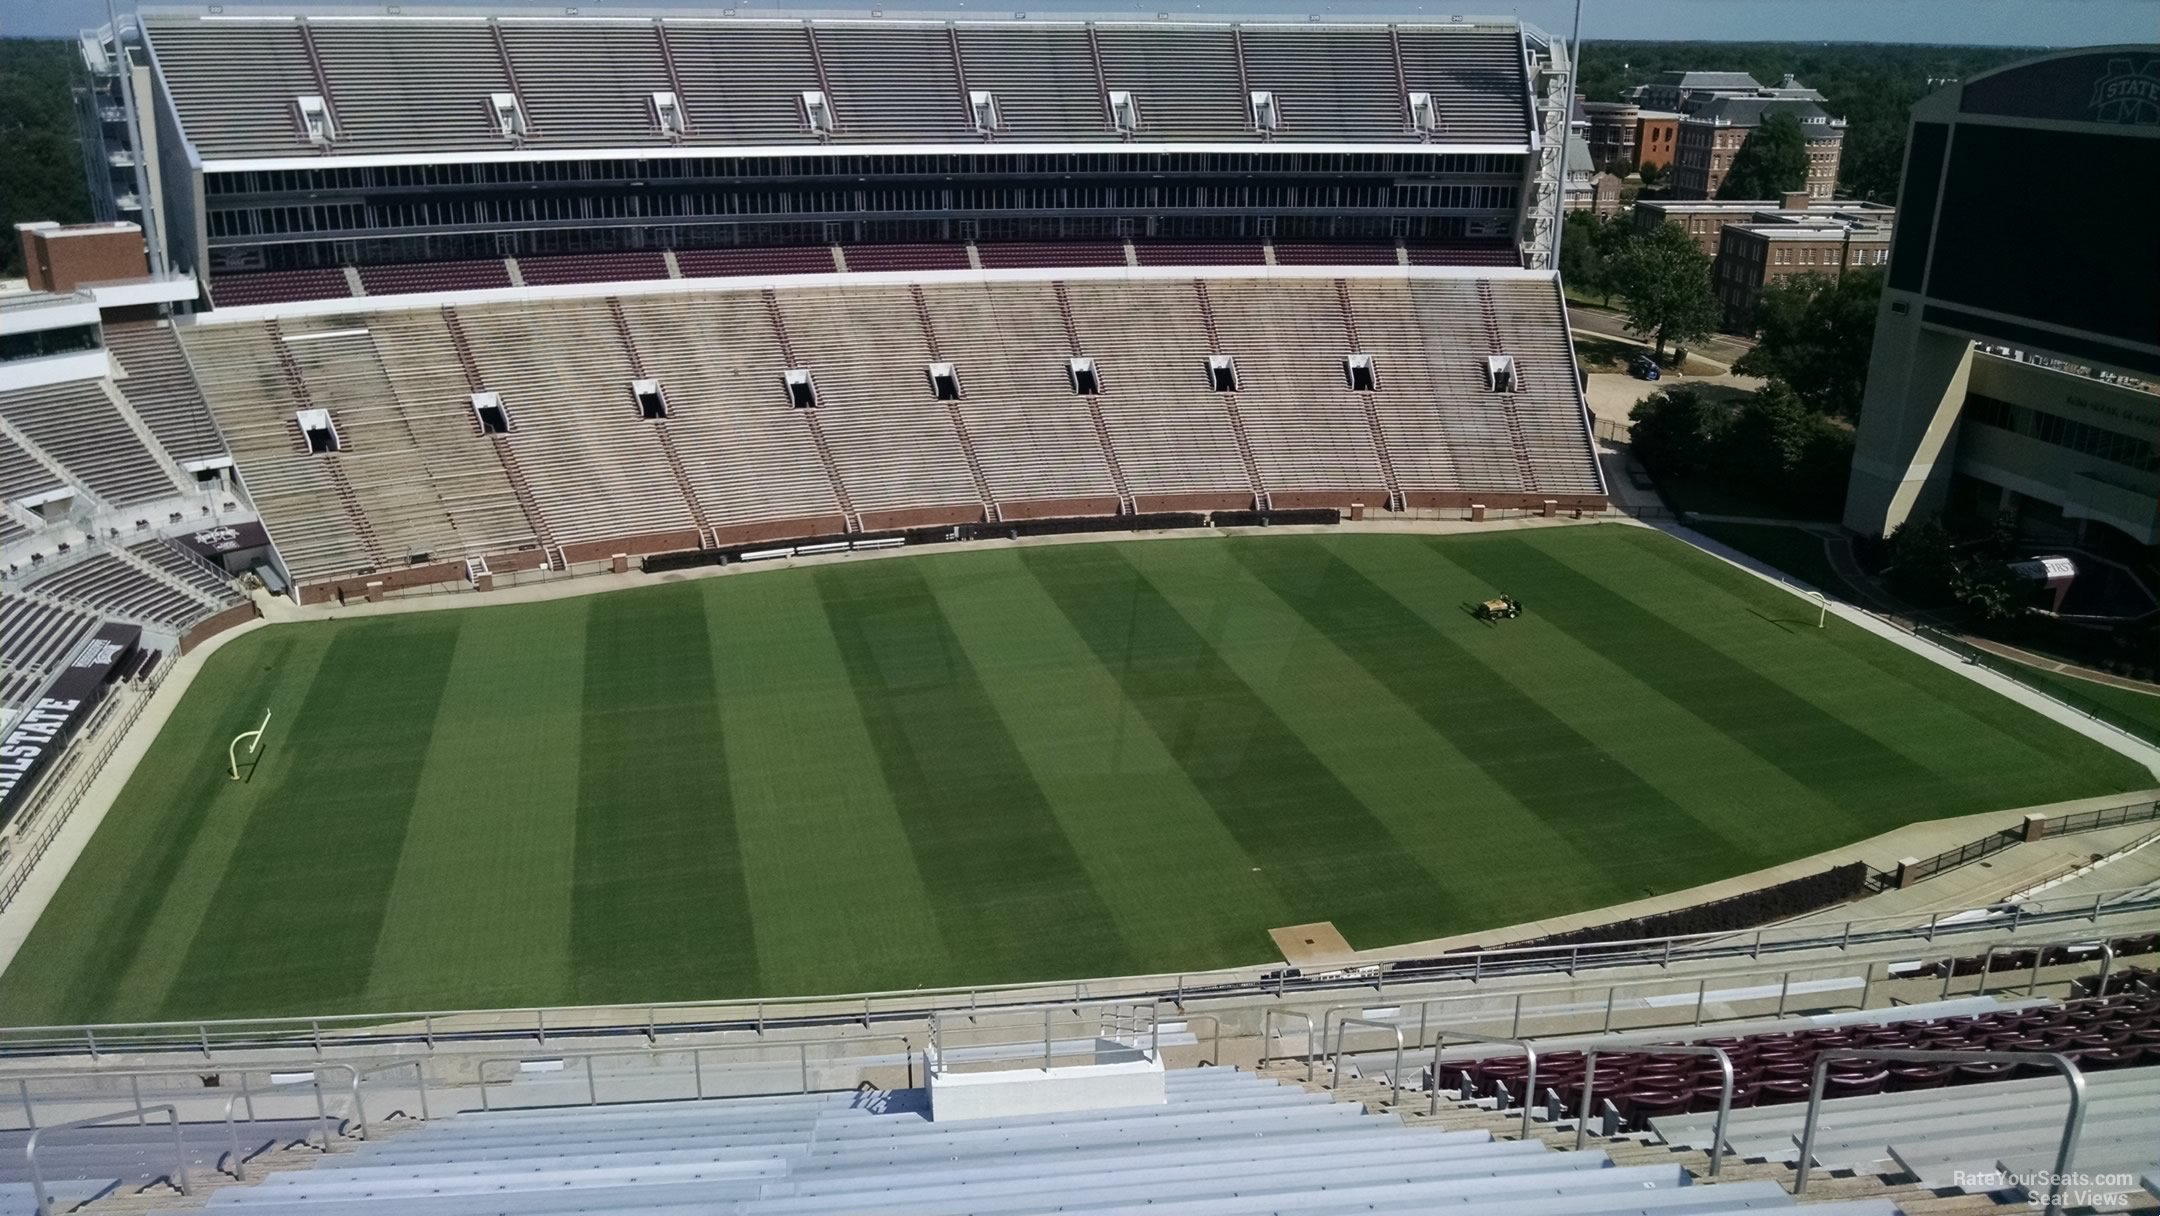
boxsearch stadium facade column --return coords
[1841,304,1973,537]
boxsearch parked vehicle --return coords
[1629,354,1662,381]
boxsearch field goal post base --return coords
[1806,591,1828,630]
[229,711,272,781]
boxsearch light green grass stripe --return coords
[922,547,1292,973]
[1591,528,2147,809]
[1324,534,1816,867]
[0,628,327,1025]
[160,616,463,1019]
[711,571,952,996]
[363,599,588,1012]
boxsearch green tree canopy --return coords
[1733,268,1884,421]
[0,38,94,277]
[1718,110,1812,200]
[1608,220,1717,359]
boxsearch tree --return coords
[1561,211,1624,305]
[1635,161,1665,187]
[1718,110,1812,201]
[1733,268,1884,421]
[0,39,94,277]
[1627,385,1731,482]
[1607,221,1716,360]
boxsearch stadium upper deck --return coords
[90,9,1569,288]
[138,9,1537,160]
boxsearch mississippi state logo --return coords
[2091,58,2160,125]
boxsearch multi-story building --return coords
[1628,70,1826,115]
[1671,97,1846,199]
[1712,220,1892,332]
[83,10,1578,303]
[1579,101,1680,175]
[1635,195,1895,256]
[1845,46,2160,548]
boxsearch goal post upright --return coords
[229,710,272,781]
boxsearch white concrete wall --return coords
[927,1053,1165,1123]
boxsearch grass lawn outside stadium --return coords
[2,524,2146,1026]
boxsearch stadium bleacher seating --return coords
[676,247,840,280]
[101,320,230,466]
[356,259,513,298]
[24,547,242,634]
[1273,242,1402,267]
[515,252,673,288]
[152,1068,1896,1216]
[179,269,1605,589]
[843,244,974,274]
[1133,241,1268,268]
[209,270,354,309]
[0,382,187,507]
[976,242,1130,270]
[0,597,100,712]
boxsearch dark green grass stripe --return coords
[1446,536,1937,815]
[161,620,459,1019]
[572,583,758,1003]
[53,636,299,1024]
[1231,537,1744,895]
[1614,527,2149,791]
[814,559,1135,983]
[1020,543,1447,940]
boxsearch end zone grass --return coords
[2,526,2145,1023]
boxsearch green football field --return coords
[2,525,2147,1025]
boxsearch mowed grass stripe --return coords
[710,572,952,996]
[161,617,460,1018]
[814,558,1136,984]
[363,600,587,1010]
[1229,536,1732,899]
[573,584,759,1003]
[1021,542,1441,939]
[1445,532,1951,828]
[922,549,1293,971]
[10,632,306,1025]
[1608,527,2150,803]
[1330,536,1845,865]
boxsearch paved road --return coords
[1565,300,1755,369]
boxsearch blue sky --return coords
[6,0,2155,42]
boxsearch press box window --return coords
[1485,355,1515,394]
[1206,355,1239,393]
[471,391,511,434]
[783,368,818,409]
[295,94,334,145]
[1344,353,1376,392]
[1068,357,1100,396]
[927,362,962,401]
[296,408,341,454]
[631,378,669,419]
[488,92,528,139]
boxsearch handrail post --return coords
[1796,1049,2084,1216]
[17,1079,31,1130]
[1776,971,1791,1017]
[1043,1008,1053,1072]
[1330,1017,1405,1108]
[1601,986,1616,1032]
[1693,978,1707,1025]
[800,1043,810,1094]
[587,1058,599,1106]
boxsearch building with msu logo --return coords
[1845,45,2160,547]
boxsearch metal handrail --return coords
[6,880,2154,1061]
[1260,1009,1318,1081]
[926,1000,1158,1078]
[1328,1018,1404,1107]
[1573,1044,1735,1178]
[218,1075,339,1181]
[1972,939,2114,1000]
[475,1036,912,1111]
[25,1104,188,1216]
[1423,1030,1541,1136]
[4,1060,370,1139]
[1794,1049,2085,1216]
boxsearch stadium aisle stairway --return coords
[172,1068,1898,1215]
